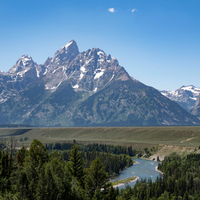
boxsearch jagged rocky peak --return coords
[88,48,118,63]
[78,48,121,80]
[77,48,119,74]
[8,55,35,74]
[43,57,52,67]
[52,40,79,64]
[62,39,78,51]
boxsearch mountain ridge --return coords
[161,85,200,112]
[0,40,199,127]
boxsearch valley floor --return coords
[1,126,200,158]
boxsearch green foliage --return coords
[0,151,12,193]
[47,142,135,176]
[106,186,117,200]
[17,144,28,166]
[158,191,170,200]
[52,149,133,177]
[5,138,200,200]
[29,139,48,166]
[85,158,111,198]
[0,192,20,200]
[46,142,140,157]
[157,155,160,161]
[14,140,73,199]
[68,144,84,186]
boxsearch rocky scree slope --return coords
[0,40,199,126]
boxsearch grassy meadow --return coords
[0,126,200,149]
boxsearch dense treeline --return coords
[0,139,117,199]
[47,142,135,176]
[158,153,200,199]
[59,150,133,176]
[3,138,200,199]
[46,142,141,157]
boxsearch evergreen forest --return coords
[1,139,200,199]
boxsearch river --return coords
[111,158,162,189]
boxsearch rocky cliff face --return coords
[0,40,199,127]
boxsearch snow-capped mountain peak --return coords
[181,85,200,95]
[0,40,200,127]
[161,85,200,111]
[43,41,128,93]
[20,55,32,66]
[8,55,35,74]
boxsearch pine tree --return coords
[16,144,28,166]
[29,139,49,166]
[68,144,84,187]
[106,185,117,200]
[85,158,111,199]
[16,170,29,199]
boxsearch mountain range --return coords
[0,40,199,127]
[161,86,200,112]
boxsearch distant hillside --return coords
[0,124,31,128]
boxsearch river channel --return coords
[111,158,162,189]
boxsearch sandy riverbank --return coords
[155,166,163,174]
[134,160,139,164]
[113,176,139,188]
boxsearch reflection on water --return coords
[111,158,162,189]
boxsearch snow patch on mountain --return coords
[190,97,197,101]
[94,68,105,79]
[80,66,86,73]
[97,51,105,56]
[79,73,84,80]
[21,55,32,66]
[36,68,40,78]
[181,86,200,94]
[43,69,48,75]
[73,84,79,89]
[17,68,29,77]
[109,73,115,82]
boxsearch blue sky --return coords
[0,0,200,91]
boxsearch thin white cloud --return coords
[108,8,116,13]
[131,8,137,12]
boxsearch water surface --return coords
[111,158,162,189]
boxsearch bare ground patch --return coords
[149,145,196,161]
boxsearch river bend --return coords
[111,158,162,189]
